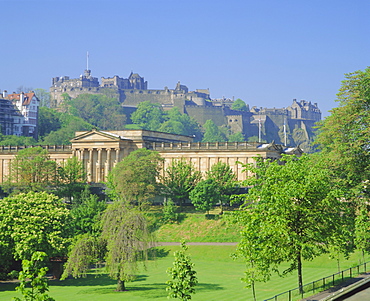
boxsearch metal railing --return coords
[264,261,370,301]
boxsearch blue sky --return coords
[1,0,369,117]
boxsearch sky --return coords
[1,0,369,117]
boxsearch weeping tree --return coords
[62,202,154,292]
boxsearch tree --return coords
[235,154,349,296]
[189,179,220,214]
[164,107,202,139]
[0,192,72,276]
[55,156,87,201]
[315,67,370,194]
[0,135,37,146]
[3,147,57,193]
[34,88,51,108]
[71,187,107,236]
[107,148,163,208]
[130,101,164,131]
[202,120,226,142]
[38,107,62,138]
[41,114,94,145]
[166,241,198,301]
[61,94,126,130]
[206,161,238,212]
[231,98,249,111]
[62,202,153,292]
[161,159,201,207]
[14,251,55,301]
[228,132,245,142]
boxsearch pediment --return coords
[70,130,129,143]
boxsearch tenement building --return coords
[0,129,302,184]
[0,90,40,139]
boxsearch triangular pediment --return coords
[70,129,130,143]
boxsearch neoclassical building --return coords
[0,129,302,184]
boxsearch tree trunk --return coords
[297,250,303,296]
[116,279,126,291]
[251,281,257,301]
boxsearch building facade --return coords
[0,129,302,184]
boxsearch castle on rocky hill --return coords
[50,69,321,151]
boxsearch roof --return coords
[6,92,39,106]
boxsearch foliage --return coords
[3,147,57,193]
[55,156,87,201]
[0,192,72,277]
[130,101,164,131]
[41,114,94,145]
[228,132,245,142]
[202,119,227,142]
[189,179,220,213]
[71,187,107,236]
[107,148,163,208]
[206,161,238,211]
[161,159,201,207]
[62,202,154,292]
[166,241,198,300]
[38,107,62,138]
[0,135,37,146]
[234,154,351,296]
[34,88,51,108]
[163,107,202,139]
[13,251,55,301]
[231,98,249,111]
[61,94,126,130]
[61,235,106,280]
[162,199,180,223]
[315,67,370,194]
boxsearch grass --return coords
[153,208,241,242]
[1,246,368,301]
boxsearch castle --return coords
[50,69,321,151]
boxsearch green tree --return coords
[202,120,226,142]
[130,101,164,131]
[161,159,201,207]
[189,179,220,214]
[166,241,198,301]
[38,107,62,138]
[63,202,153,292]
[164,107,202,138]
[71,187,107,236]
[14,251,55,301]
[34,88,51,108]
[315,67,370,196]
[61,94,126,130]
[231,98,249,111]
[235,154,350,296]
[0,135,37,146]
[228,132,245,142]
[3,147,56,193]
[0,192,72,276]
[41,115,94,145]
[107,148,163,208]
[55,156,87,202]
[206,161,238,212]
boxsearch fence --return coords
[264,261,370,301]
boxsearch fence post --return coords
[323,277,325,289]
[289,290,291,301]
[350,267,352,278]
[332,274,335,286]
[313,281,315,292]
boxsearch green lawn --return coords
[1,246,368,301]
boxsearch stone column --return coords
[105,148,111,180]
[96,148,102,183]
[88,148,94,182]
[114,148,120,167]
